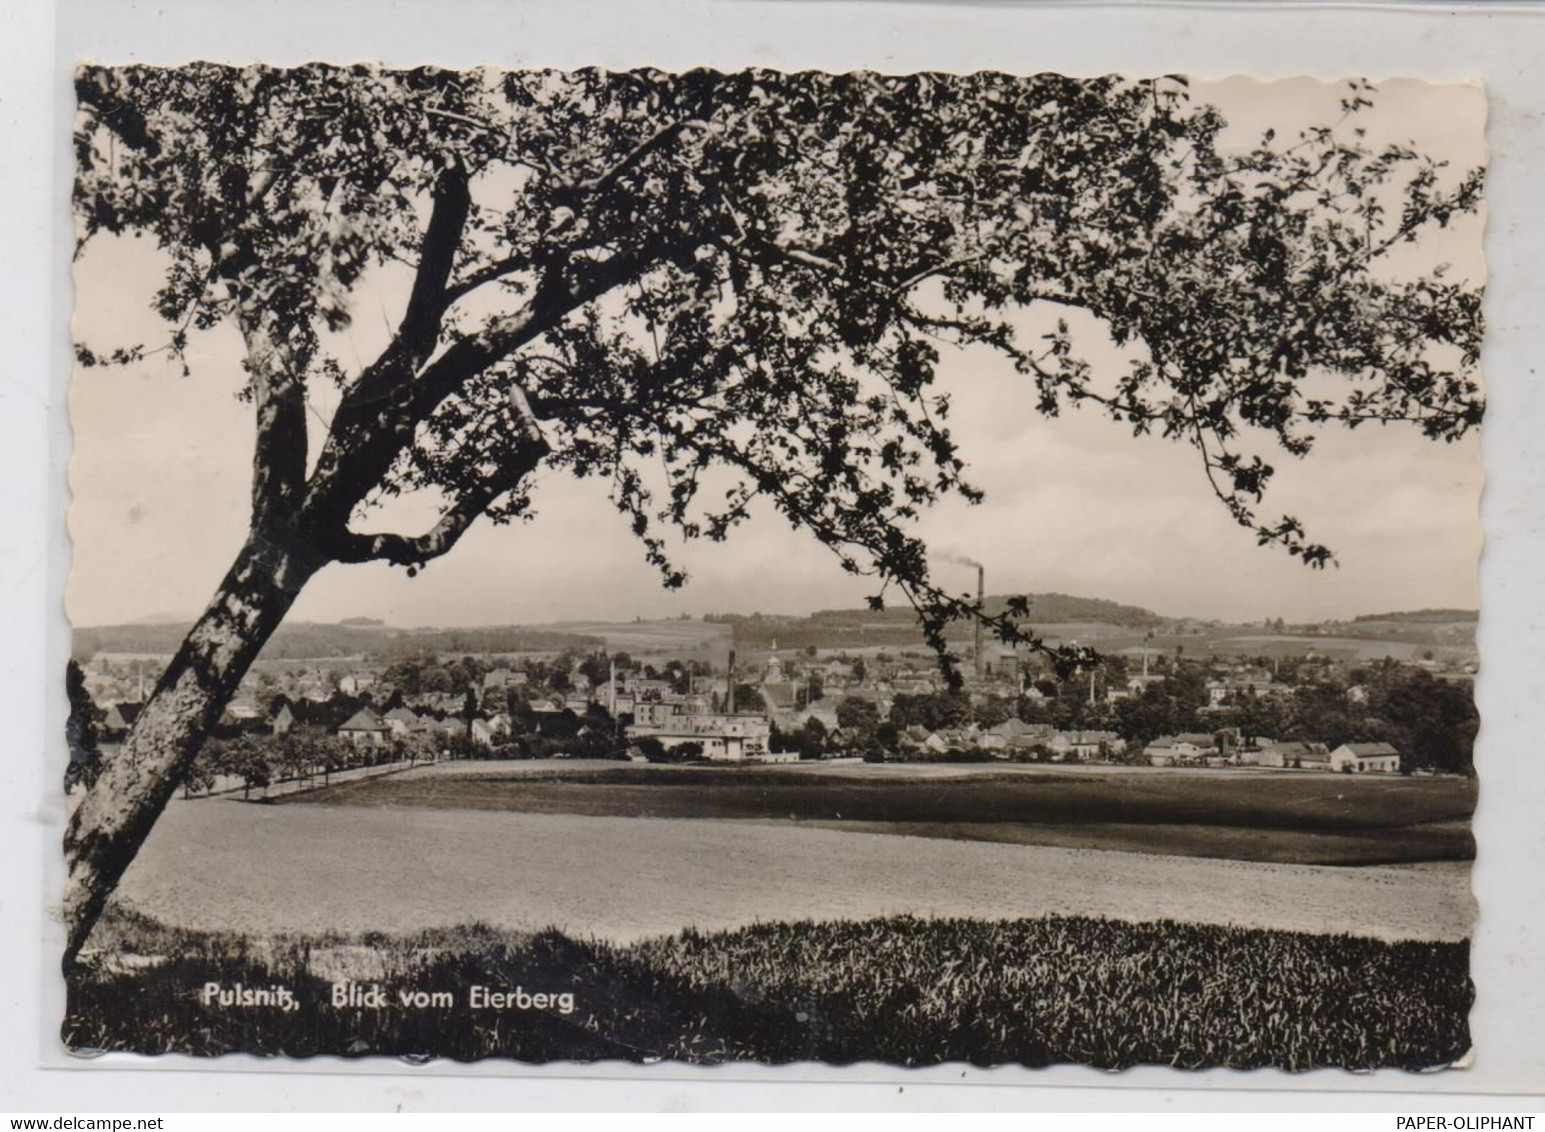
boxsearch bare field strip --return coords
[386,758,1363,780]
[779,818,1472,865]
[107,799,1475,946]
[291,760,1475,867]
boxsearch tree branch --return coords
[717,230,843,275]
[331,385,551,568]
[413,238,676,418]
[242,322,309,530]
[397,162,473,363]
[572,115,709,197]
[895,254,985,294]
[443,251,535,306]
[305,236,669,535]
[443,112,710,308]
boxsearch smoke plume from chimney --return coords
[936,551,988,679]
[936,550,983,570]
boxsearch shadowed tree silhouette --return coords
[65,65,1483,966]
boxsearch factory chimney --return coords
[975,564,985,680]
[727,649,737,715]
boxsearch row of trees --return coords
[182,731,434,800]
[374,648,713,705]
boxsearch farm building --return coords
[1144,735,1208,766]
[1176,731,1221,752]
[1330,742,1401,774]
[1051,729,1124,761]
[1236,741,1279,766]
[1257,741,1330,769]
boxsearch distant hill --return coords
[1351,609,1478,624]
[706,592,1166,651]
[989,592,1167,627]
[539,619,733,660]
[73,621,604,662]
[128,611,193,626]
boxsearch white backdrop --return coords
[3,0,1543,1112]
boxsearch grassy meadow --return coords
[65,907,1471,1070]
[75,761,1474,1070]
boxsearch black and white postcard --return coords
[61,67,1484,1070]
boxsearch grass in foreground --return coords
[65,907,1470,1071]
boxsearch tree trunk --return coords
[63,528,323,968]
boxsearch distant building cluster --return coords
[79,615,1473,775]
[1142,734,1402,773]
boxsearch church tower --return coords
[764,639,784,683]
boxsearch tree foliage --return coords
[835,695,882,734]
[75,66,1483,686]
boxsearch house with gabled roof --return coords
[101,702,143,739]
[1257,741,1330,769]
[468,712,514,746]
[920,731,951,754]
[759,682,801,712]
[1144,734,1207,767]
[1330,741,1400,774]
[383,707,422,736]
[1056,729,1123,761]
[823,659,855,685]
[981,718,1053,752]
[338,707,389,747]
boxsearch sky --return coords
[66,75,1486,630]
